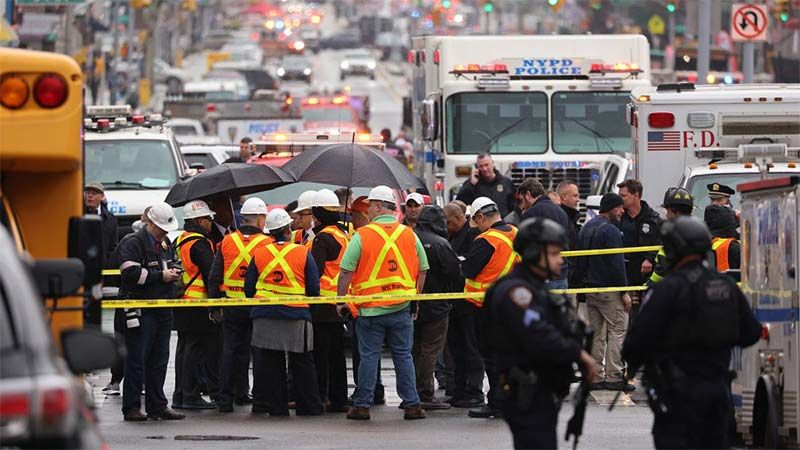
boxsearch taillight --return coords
[648,112,675,128]
[0,75,30,109]
[761,325,770,341]
[433,49,440,65]
[407,50,415,64]
[40,388,69,424]
[33,74,68,108]
[131,115,145,124]
[206,103,217,113]
[0,393,30,418]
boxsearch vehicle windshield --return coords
[445,92,547,154]
[184,153,219,169]
[169,125,198,136]
[551,91,631,154]
[86,139,177,189]
[282,57,309,69]
[686,172,796,219]
[302,107,354,123]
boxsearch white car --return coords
[154,58,191,94]
[180,145,234,170]
[166,118,222,145]
[340,49,377,80]
[182,79,249,101]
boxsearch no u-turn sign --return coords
[732,4,769,42]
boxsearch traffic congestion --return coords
[1,0,799,449]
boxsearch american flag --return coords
[647,131,681,151]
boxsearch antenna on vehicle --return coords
[351,132,356,144]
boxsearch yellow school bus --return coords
[0,47,95,345]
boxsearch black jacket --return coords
[560,204,582,251]
[118,227,177,302]
[310,222,348,323]
[456,169,517,218]
[622,261,761,379]
[173,223,216,333]
[484,265,582,396]
[87,204,119,265]
[619,201,663,286]
[521,196,571,237]
[414,206,458,322]
[449,221,480,258]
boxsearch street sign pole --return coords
[697,0,711,84]
[743,41,754,83]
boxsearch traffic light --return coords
[131,0,151,9]
[442,0,452,9]
[775,0,790,22]
[548,0,564,11]
[181,0,197,11]
[666,2,677,13]
[483,1,494,13]
[589,0,602,11]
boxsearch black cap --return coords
[599,193,624,213]
[704,204,738,238]
[707,183,735,197]
[662,187,693,209]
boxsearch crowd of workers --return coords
[82,150,748,447]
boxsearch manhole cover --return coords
[146,436,166,440]
[174,435,260,441]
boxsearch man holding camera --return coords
[118,202,186,422]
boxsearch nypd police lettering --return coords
[513,58,582,76]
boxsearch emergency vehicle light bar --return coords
[451,64,509,75]
[737,176,799,193]
[86,105,132,118]
[589,63,642,75]
[695,144,800,162]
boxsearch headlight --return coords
[340,61,350,70]
[303,68,312,75]
[367,61,376,70]
[277,67,286,77]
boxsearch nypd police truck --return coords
[735,175,799,448]
[409,34,651,208]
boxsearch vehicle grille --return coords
[722,121,800,136]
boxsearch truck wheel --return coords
[752,375,782,449]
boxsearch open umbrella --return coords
[164,163,295,207]
[280,143,423,190]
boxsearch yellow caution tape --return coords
[101,286,649,309]
[100,245,662,277]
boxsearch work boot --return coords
[404,405,427,420]
[181,398,216,410]
[420,397,451,410]
[346,406,371,421]
[451,397,484,408]
[123,409,148,422]
[147,408,186,421]
[468,405,500,418]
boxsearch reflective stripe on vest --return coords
[254,242,309,308]
[176,231,210,300]
[318,226,349,297]
[351,222,419,310]
[712,237,734,272]
[221,232,269,298]
[464,227,520,306]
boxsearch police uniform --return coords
[207,225,272,411]
[622,218,761,449]
[707,183,736,201]
[704,204,741,281]
[647,187,694,285]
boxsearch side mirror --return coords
[61,329,124,375]
[29,258,85,298]
[421,97,438,142]
[68,216,103,288]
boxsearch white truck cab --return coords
[619,84,800,217]
[84,105,190,239]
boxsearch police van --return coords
[735,176,799,448]
[84,105,191,239]
[622,84,800,216]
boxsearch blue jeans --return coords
[354,308,420,408]
[122,309,172,415]
[546,278,568,291]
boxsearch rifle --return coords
[564,326,593,450]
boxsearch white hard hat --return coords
[148,202,179,232]
[313,189,340,208]
[241,197,268,215]
[367,185,395,204]
[405,192,424,206]
[182,200,216,220]
[266,208,294,231]
[471,197,498,215]
[294,190,317,212]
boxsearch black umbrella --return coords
[165,163,295,207]
[280,143,424,190]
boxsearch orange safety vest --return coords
[464,227,520,307]
[253,241,309,308]
[316,225,349,297]
[220,231,271,298]
[350,222,419,312]
[292,229,312,248]
[712,237,734,272]
[176,231,213,300]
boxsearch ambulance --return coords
[624,84,800,216]
[735,175,799,448]
[410,35,651,207]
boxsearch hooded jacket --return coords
[414,206,459,322]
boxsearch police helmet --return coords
[514,218,568,265]
[661,187,693,209]
[660,216,712,268]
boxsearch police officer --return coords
[244,208,324,416]
[485,218,595,449]
[647,187,694,285]
[708,183,740,225]
[704,204,741,281]
[622,217,762,449]
[461,196,520,418]
[173,200,219,410]
[118,202,185,422]
[208,197,270,412]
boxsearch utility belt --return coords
[641,360,689,417]
[499,367,566,412]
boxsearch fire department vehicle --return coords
[410,34,651,207]
[248,132,385,167]
[735,175,799,448]
[624,84,800,216]
[299,95,367,134]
